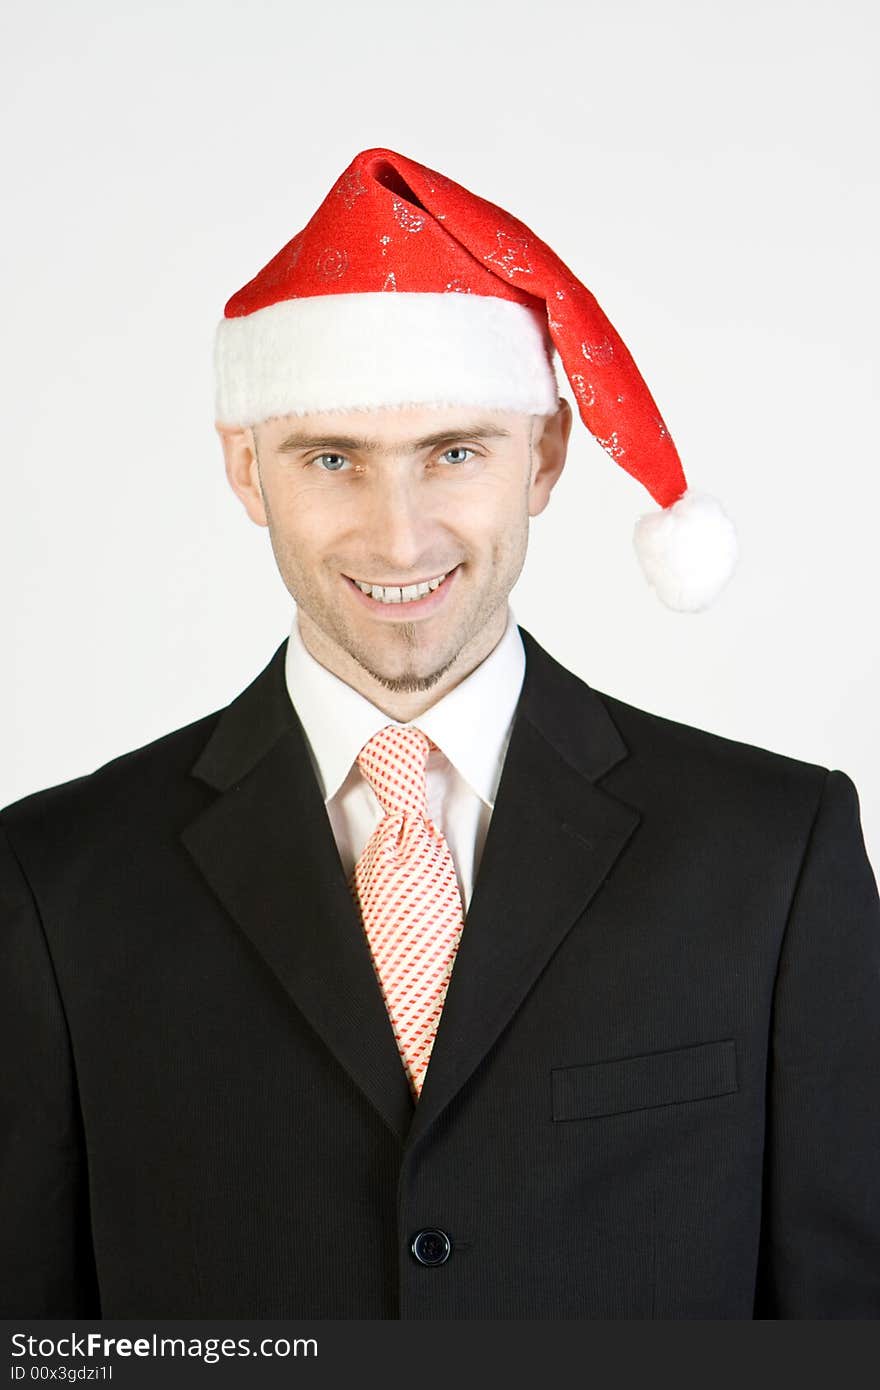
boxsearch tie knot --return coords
[356,724,434,818]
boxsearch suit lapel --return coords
[179,627,640,1151]
[407,628,640,1145]
[180,643,416,1143]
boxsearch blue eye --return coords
[313,454,349,471]
[442,447,474,465]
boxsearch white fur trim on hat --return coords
[214,292,559,426]
[633,490,738,612]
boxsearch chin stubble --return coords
[354,648,462,694]
[336,614,458,692]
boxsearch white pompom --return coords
[633,490,738,612]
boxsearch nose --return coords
[364,471,434,577]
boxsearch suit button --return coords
[410,1228,452,1266]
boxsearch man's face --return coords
[220,400,570,697]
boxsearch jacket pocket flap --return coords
[551,1038,738,1121]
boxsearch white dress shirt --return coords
[284,605,526,914]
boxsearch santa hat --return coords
[215,147,737,612]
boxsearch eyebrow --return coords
[274,423,513,454]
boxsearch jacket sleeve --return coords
[754,769,880,1317]
[0,819,100,1316]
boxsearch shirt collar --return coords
[284,606,526,808]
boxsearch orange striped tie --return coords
[349,724,465,1100]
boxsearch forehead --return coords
[256,404,530,453]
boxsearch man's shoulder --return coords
[1,640,292,854]
[580,680,838,849]
[3,706,222,834]
[0,700,236,895]
[598,685,827,783]
[522,631,828,811]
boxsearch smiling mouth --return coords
[345,567,456,605]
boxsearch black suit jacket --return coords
[2,627,879,1319]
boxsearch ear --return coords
[215,422,268,527]
[528,396,572,517]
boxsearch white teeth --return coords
[353,571,449,604]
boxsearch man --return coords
[2,147,878,1320]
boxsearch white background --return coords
[2,0,878,870]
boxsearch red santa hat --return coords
[215,147,737,612]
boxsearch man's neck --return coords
[296,607,509,722]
